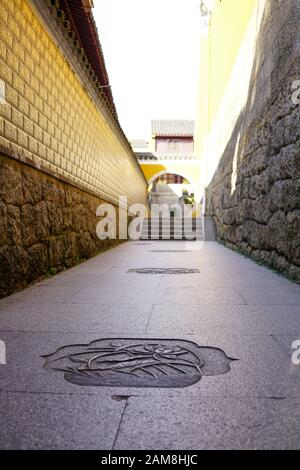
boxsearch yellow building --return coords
[132,120,202,204]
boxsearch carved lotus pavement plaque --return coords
[43,338,237,388]
[149,250,194,253]
[127,268,200,274]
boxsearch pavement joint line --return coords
[112,397,129,450]
[149,302,300,306]
[144,304,156,334]
[0,330,296,337]
[0,389,128,397]
[270,334,292,359]
[0,389,295,399]
[66,302,245,306]
[232,287,248,305]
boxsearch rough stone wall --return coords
[206,0,300,282]
[0,153,122,298]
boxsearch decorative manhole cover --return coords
[127,268,200,274]
[42,338,237,388]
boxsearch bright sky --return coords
[93,0,201,140]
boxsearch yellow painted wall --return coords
[140,164,167,183]
[195,0,257,189]
[208,0,256,128]
[194,32,209,169]
[140,162,201,188]
[0,0,147,206]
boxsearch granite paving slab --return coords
[114,396,300,450]
[0,241,299,449]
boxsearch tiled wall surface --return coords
[0,0,147,206]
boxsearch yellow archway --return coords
[140,161,202,202]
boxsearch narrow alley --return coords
[0,0,299,455]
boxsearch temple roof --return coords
[151,120,195,137]
[58,0,115,109]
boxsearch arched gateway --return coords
[131,120,202,205]
[130,121,205,240]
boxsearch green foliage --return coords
[47,267,57,276]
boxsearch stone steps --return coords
[140,218,203,241]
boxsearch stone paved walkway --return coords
[0,241,300,449]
